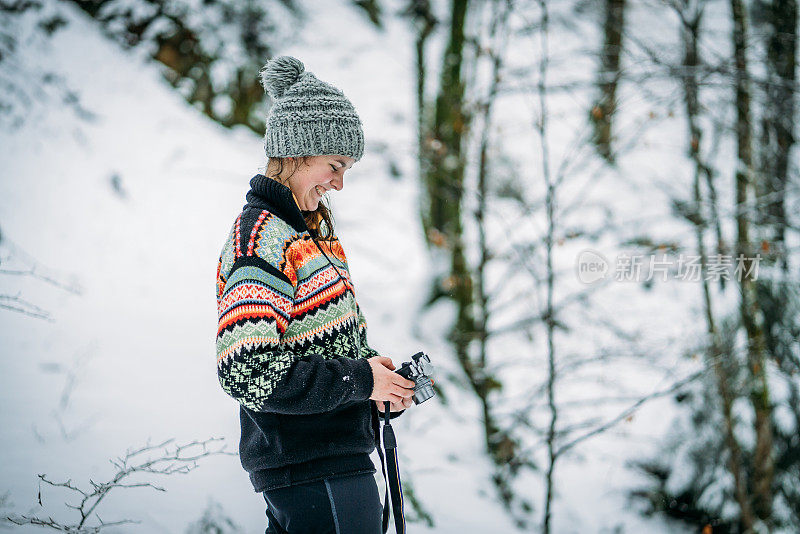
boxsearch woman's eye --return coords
[330,164,338,172]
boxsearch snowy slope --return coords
[0,1,687,533]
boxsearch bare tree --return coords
[671,0,754,527]
[466,2,710,531]
[470,0,535,527]
[4,438,234,533]
[0,225,82,321]
[619,0,800,529]
[33,348,100,444]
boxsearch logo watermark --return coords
[575,249,761,285]
[575,249,610,284]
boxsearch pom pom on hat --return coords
[259,56,305,100]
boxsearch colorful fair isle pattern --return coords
[216,208,380,412]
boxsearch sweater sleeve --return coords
[216,259,374,415]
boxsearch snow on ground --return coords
[1,0,691,532]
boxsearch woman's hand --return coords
[375,397,413,413]
[367,356,415,404]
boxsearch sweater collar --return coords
[244,174,310,234]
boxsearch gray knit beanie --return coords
[259,56,365,162]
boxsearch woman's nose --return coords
[329,176,343,191]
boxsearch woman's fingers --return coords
[377,356,395,370]
[392,385,414,398]
[392,399,410,411]
[394,376,416,389]
[376,399,403,411]
[374,398,414,413]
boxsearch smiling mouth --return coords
[315,185,326,197]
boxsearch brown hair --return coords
[265,156,336,242]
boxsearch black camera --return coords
[395,352,435,404]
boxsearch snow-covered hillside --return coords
[0,1,687,532]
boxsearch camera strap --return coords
[372,402,406,534]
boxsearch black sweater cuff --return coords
[350,357,374,401]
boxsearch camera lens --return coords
[413,381,435,404]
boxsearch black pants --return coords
[262,472,383,534]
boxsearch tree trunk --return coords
[678,4,754,527]
[758,0,795,271]
[756,0,797,386]
[404,0,437,186]
[590,0,626,163]
[419,0,476,398]
[730,0,774,525]
[533,1,557,532]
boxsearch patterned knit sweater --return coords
[216,174,398,492]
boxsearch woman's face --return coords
[285,155,354,211]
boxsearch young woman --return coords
[215,55,415,533]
